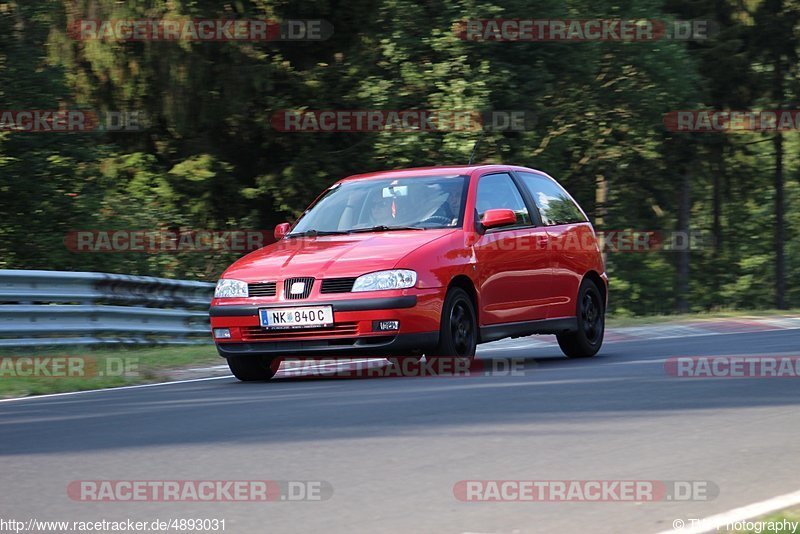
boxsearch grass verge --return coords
[0,344,221,399]
[607,309,800,328]
[737,509,800,533]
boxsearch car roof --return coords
[339,165,549,182]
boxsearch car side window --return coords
[475,173,532,227]
[516,172,588,226]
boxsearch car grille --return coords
[248,282,277,297]
[283,277,315,299]
[240,323,359,341]
[320,277,357,294]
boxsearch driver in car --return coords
[428,184,462,225]
[369,197,395,226]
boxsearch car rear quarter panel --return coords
[546,222,606,318]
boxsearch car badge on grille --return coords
[290,282,306,295]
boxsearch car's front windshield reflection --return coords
[288,175,468,236]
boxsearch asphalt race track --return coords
[2,328,799,533]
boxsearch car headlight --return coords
[352,270,417,292]
[214,279,248,298]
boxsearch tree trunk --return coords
[713,145,723,254]
[773,55,786,309]
[676,168,691,313]
[774,131,786,309]
[595,173,609,268]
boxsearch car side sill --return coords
[479,317,578,344]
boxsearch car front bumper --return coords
[215,332,439,358]
[209,289,443,358]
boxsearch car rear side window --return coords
[516,172,588,226]
[475,173,532,227]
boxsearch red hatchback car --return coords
[211,165,608,381]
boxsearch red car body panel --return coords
[220,229,458,282]
[210,165,607,357]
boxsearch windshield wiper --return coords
[347,225,424,234]
[286,230,349,238]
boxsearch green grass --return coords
[0,344,221,399]
[736,510,800,533]
[607,308,800,328]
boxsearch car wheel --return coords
[427,287,477,367]
[227,355,281,381]
[557,279,605,358]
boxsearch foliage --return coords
[0,0,797,314]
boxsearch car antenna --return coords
[468,129,486,165]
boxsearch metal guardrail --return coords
[0,270,214,347]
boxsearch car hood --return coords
[224,229,456,281]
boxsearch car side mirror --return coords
[481,209,517,230]
[274,223,291,240]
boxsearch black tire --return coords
[557,279,605,358]
[427,287,477,368]
[227,355,280,381]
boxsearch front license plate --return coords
[259,306,334,329]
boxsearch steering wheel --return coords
[422,215,451,226]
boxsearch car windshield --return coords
[288,175,468,236]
